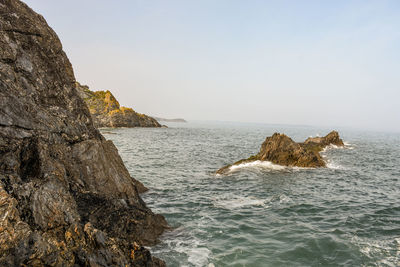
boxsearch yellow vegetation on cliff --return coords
[75,82,161,127]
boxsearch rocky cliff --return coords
[0,0,167,266]
[76,83,162,128]
[217,131,344,174]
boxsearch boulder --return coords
[0,0,167,265]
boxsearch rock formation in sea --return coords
[76,82,162,128]
[0,1,168,266]
[217,131,344,174]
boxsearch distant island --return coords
[153,117,187,123]
[76,82,162,128]
[217,131,344,174]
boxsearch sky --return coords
[24,0,400,132]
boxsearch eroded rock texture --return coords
[0,0,167,265]
[76,83,162,128]
[217,131,344,174]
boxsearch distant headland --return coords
[76,82,162,128]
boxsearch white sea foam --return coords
[321,144,341,153]
[344,141,355,150]
[216,160,314,176]
[213,195,271,210]
[322,141,354,152]
[156,227,212,267]
[320,141,353,170]
[279,194,292,204]
[229,160,286,172]
[352,236,399,266]
[187,247,211,266]
[326,160,344,170]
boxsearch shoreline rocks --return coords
[76,82,162,128]
[217,131,344,174]
[0,1,167,265]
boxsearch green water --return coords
[101,122,400,266]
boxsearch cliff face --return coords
[0,1,167,266]
[217,131,344,174]
[76,83,162,128]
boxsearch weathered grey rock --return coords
[217,131,344,174]
[0,0,167,265]
[76,82,162,128]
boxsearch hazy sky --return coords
[24,0,400,132]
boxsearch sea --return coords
[100,121,400,267]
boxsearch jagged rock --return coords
[0,0,167,266]
[217,131,344,174]
[76,82,162,128]
[304,130,344,147]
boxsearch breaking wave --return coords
[351,236,400,266]
[229,160,286,172]
[213,195,271,210]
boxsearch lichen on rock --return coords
[0,0,167,265]
[216,131,344,174]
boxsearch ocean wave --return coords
[215,160,315,176]
[320,141,353,170]
[326,161,343,169]
[186,246,211,267]
[229,160,286,172]
[351,236,399,266]
[153,227,212,267]
[279,194,293,204]
[321,144,342,153]
[344,141,355,150]
[321,141,354,152]
[213,195,271,210]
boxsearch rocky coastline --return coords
[76,82,162,128]
[0,0,167,265]
[217,131,344,174]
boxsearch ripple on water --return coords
[101,125,400,266]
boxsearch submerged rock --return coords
[217,131,344,174]
[0,1,167,266]
[76,82,162,128]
